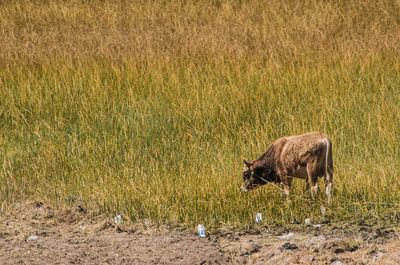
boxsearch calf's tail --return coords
[322,138,333,202]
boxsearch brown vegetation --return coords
[1,0,399,64]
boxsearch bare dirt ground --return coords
[1,201,399,265]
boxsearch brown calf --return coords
[241,132,333,201]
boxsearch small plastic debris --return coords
[65,196,77,202]
[255,213,263,224]
[330,261,342,265]
[197,224,206,237]
[278,232,294,240]
[321,205,326,216]
[65,196,84,203]
[279,242,298,250]
[305,218,312,226]
[114,215,123,225]
[27,235,38,242]
[314,224,323,228]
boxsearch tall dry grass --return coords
[1,0,399,63]
[1,0,400,229]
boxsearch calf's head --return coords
[241,160,271,192]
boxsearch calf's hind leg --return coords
[325,169,333,203]
[306,163,318,200]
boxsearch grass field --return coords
[1,0,400,229]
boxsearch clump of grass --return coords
[0,0,400,229]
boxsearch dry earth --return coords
[0,201,400,265]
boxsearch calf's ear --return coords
[243,160,253,168]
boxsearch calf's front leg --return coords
[281,176,292,203]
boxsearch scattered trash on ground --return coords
[321,205,326,216]
[65,196,84,203]
[65,196,77,202]
[197,224,206,237]
[305,218,311,226]
[278,232,294,240]
[114,215,123,225]
[26,235,38,242]
[255,213,263,224]
[279,242,298,251]
[3,200,399,264]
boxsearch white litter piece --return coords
[27,235,39,242]
[114,215,123,225]
[305,218,312,226]
[255,213,263,224]
[321,205,326,216]
[197,224,206,237]
[278,232,294,240]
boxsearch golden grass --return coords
[0,0,400,229]
[1,0,399,63]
